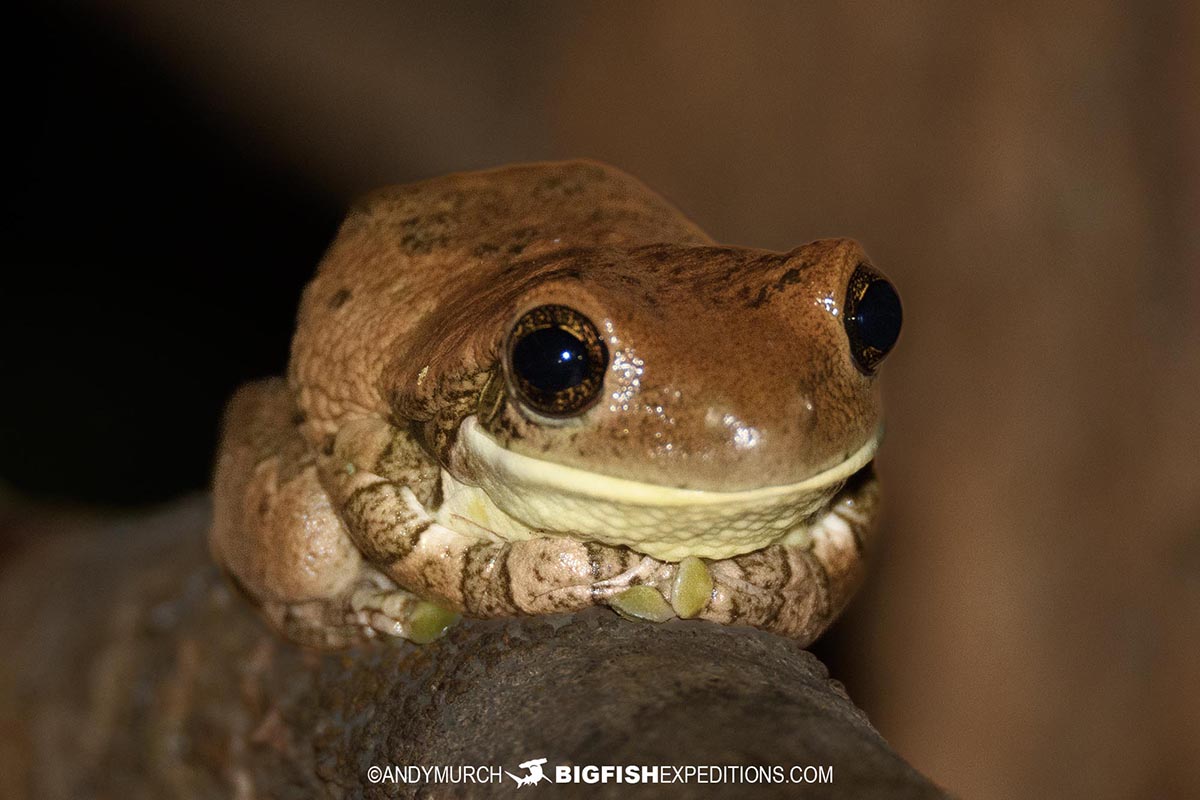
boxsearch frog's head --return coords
[383,237,900,561]
[289,161,900,563]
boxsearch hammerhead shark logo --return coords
[506,757,551,787]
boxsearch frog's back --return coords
[335,159,706,292]
[289,160,710,431]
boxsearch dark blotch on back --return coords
[745,262,810,308]
[328,288,351,309]
[397,212,452,254]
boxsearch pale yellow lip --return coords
[439,416,881,561]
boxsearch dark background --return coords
[6,3,340,505]
[4,2,1198,798]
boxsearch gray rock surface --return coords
[0,497,946,798]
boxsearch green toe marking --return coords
[671,556,713,619]
[407,601,461,644]
[611,586,675,623]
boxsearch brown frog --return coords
[210,160,901,648]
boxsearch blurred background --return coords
[4,1,1197,797]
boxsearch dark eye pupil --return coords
[853,280,902,352]
[507,304,608,416]
[844,266,902,373]
[512,327,590,393]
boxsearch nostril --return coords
[781,393,819,436]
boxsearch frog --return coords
[209,160,902,649]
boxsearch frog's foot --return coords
[348,583,461,644]
[590,556,668,596]
[606,556,716,624]
[582,555,675,622]
[258,595,371,650]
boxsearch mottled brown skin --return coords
[210,160,888,648]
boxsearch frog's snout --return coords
[700,392,821,454]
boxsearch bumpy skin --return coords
[210,160,886,648]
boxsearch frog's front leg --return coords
[697,467,879,643]
[312,412,652,619]
[210,379,455,647]
[332,470,657,618]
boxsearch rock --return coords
[0,497,945,799]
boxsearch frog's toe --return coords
[609,585,676,623]
[670,556,714,619]
[350,586,460,644]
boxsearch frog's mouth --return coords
[435,416,880,562]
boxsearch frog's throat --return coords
[435,416,881,562]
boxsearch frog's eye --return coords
[843,264,902,373]
[507,304,609,417]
